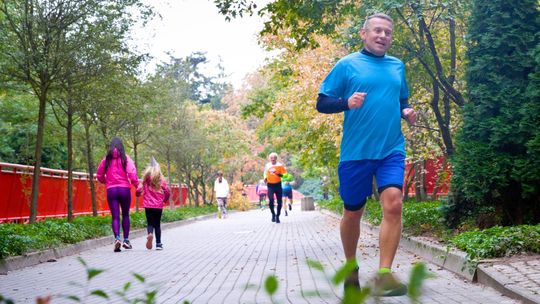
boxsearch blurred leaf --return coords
[89,290,109,299]
[87,268,105,280]
[123,281,132,292]
[264,275,279,295]
[306,259,324,272]
[133,272,146,283]
[332,260,357,285]
[408,263,435,302]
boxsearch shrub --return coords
[451,224,540,259]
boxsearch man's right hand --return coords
[348,92,367,109]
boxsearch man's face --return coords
[360,17,393,56]
[270,155,277,164]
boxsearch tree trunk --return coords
[413,160,427,202]
[431,156,447,200]
[29,93,47,223]
[133,143,139,212]
[372,176,380,201]
[83,119,98,217]
[166,150,174,209]
[403,164,415,201]
[67,106,74,222]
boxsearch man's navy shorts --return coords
[338,152,405,211]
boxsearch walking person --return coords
[256,179,268,210]
[137,157,170,250]
[214,171,230,219]
[317,13,417,296]
[96,137,141,252]
[264,152,287,223]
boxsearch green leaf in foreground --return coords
[332,260,358,285]
[90,290,109,299]
[408,263,435,303]
[87,268,105,280]
[264,275,279,295]
[306,259,324,272]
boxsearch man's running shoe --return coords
[146,234,153,250]
[114,239,122,252]
[156,243,163,250]
[122,239,132,250]
[276,216,280,223]
[370,272,407,297]
[285,210,288,216]
[272,215,276,222]
[289,204,292,211]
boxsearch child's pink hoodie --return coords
[142,179,170,209]
[96,149,139,189]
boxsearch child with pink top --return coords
[137,157,170,250]
[96,137,141,252]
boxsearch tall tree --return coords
[447,0,539,226]
[215,0,469,200]
[0,0,150,223]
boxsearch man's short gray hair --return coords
[362,13,393,29]
[268,152,278,160]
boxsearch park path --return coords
[0,206,519,304]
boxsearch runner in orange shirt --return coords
[263,152,287,223]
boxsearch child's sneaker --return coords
[114,239,122,252]
[146,234,153,250]
[156,243,163,250]
[122,239,132,250]
[369,272,407,297]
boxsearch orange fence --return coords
[403,157,451,198]
[0,162,187,223]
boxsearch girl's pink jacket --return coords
[142,179,170,209]
[96,151,139,189]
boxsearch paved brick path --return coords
[0,206,519,303]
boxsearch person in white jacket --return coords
[214,171,230,218]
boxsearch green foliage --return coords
[0,206,214,260]
[0,294,15,304]
[215,0,357,49]
[449,0,540,225]
[451,224,540,259]
[356,198,540,259]
[60,258,159,303]
[317,196,343,216]
[0,92,67,168]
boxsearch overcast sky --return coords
[131,0,271,89]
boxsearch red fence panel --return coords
[403,157,451,198]
[0,162,188,222]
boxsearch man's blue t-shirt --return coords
[319,51,409,161]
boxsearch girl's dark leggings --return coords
[106,187,132,239]
[267,182,283,217]
[145,208,163,243]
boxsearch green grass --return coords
[0,206,215,260]
[319,198,540,259]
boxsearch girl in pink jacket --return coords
[137,157,170,250]
[96,137,140,252]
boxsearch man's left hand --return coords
[402,108,417,125]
